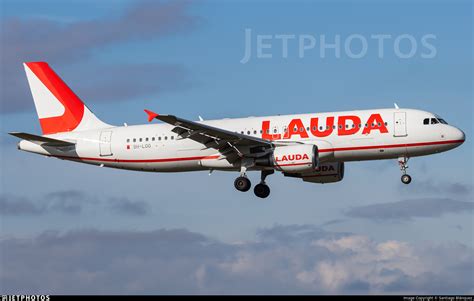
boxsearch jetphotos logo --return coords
[261,113,388,140]
[240,29,437,64]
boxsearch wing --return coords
[145,110,273,163]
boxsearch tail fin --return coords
[23,62,110,135]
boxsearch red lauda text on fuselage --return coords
[262,113,388,140]
[274,153,310,163]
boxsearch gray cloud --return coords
[0,195,44,216]
[345,198,474,221]
[0,191,92,216]
[400,180,472,197]
[108,197,151,216]
[0,225,472,294]
[45,190,95,215]
[1,0,198,113]
[0,190,150,217]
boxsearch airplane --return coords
[10,62,466,198]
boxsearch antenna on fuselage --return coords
[394,103,400,109]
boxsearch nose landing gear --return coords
[398,157,412,184]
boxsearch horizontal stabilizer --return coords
[9,132,75,147]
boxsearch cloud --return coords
[0,195,44,216]
[345,198,474,221]
[400,180,472,197]
[0,0,198,113]
[107,197,151,216]
[0,190,150,217]
[1,225,472,294]
[45,190,96,215]
[0,190,92,216]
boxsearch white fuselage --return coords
[18,108,465,172]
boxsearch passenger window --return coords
[158,137,161,141]
[254,130,257,134]
[145,138,149,142]
[139,138,142,142]
[152,137,155,141]
[133,138,136,142]
[274,128,278,133]
[423,118,430,125]
[171,136,174,140]
[164,136,168,140]
[127,139,130,143]
[431,118,439,124]
[306,127,310,131]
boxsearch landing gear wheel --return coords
[254,183,270,198]
[234,176,251,192]
[401,174,412,185]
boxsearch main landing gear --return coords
[398,156,412,185]
[234,167,274,198]
[234,176,251,192]
[254,170,273,199]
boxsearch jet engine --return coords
[255,144,318,173]
[283,162,345,184]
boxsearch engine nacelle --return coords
[302,162,344,183]
[283,162,345,184]
[258,144,318,173]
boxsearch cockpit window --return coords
[424,117,448,125]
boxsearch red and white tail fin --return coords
[23,62,110,135]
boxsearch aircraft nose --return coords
[451,127,465,144]
[457,128,466,143]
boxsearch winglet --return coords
[144,109,159,122]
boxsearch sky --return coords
[0,0,473,294]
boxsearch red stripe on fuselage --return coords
[52,154,220,163]
[318,139,464,153]
[49,139,463,164]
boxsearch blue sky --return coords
[0,0,473,294]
